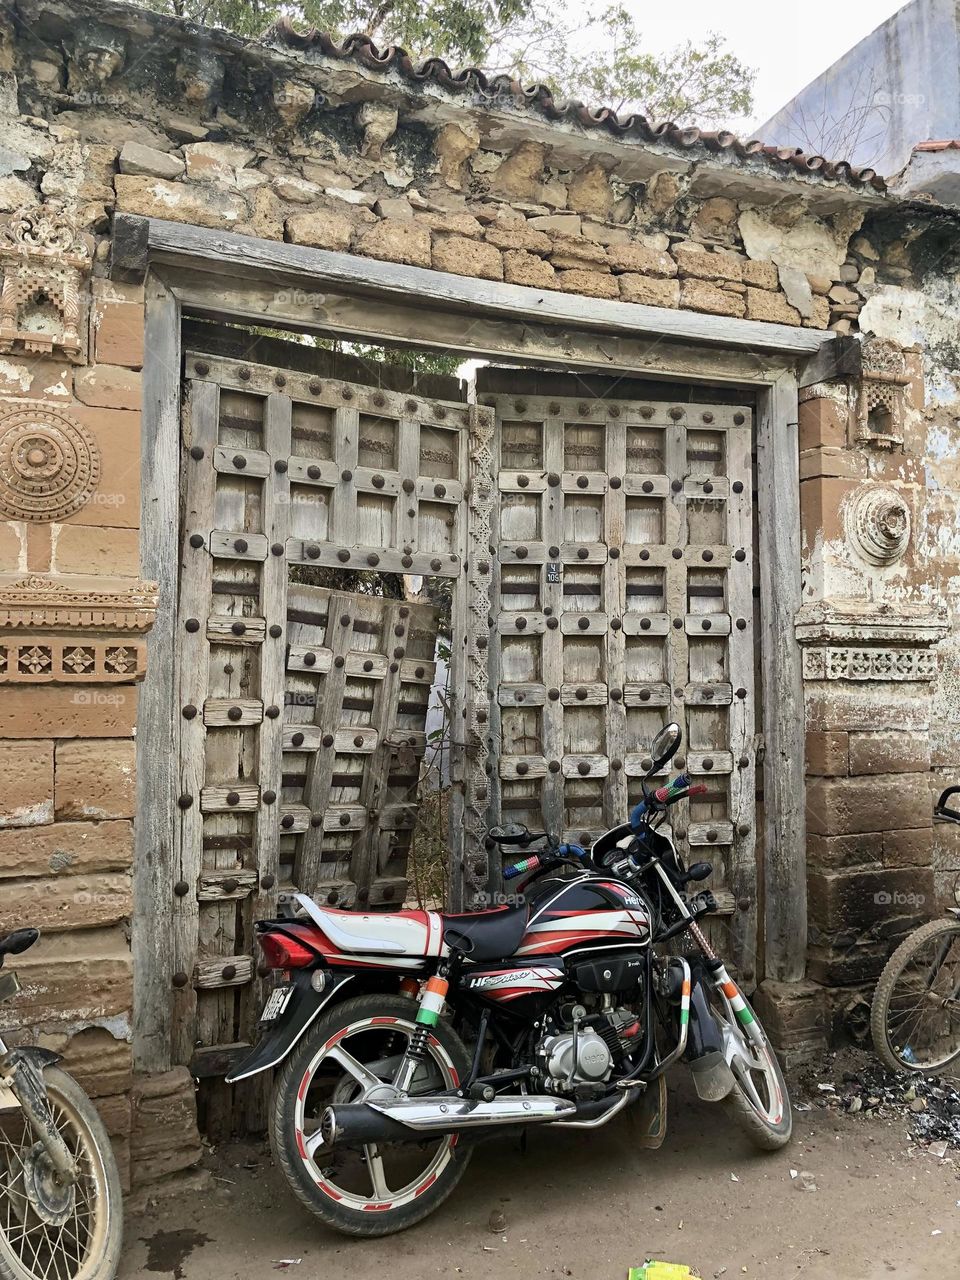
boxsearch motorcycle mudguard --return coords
[225,973,353,1083]
[684,977,735,1102]
[628,1074,667,1149]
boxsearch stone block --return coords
[619,274,680,308]
[751,979,828,1065]
[527,213,581,235]
[798,445,867,481]
[432,234,502,280]
[804,682,930,734]
[745,288,801,325]
[182,141,256,182]
[43,1026,133,1098]
[549,235,608,268]
[807,831,883,870]
[55,740,136,820]
[73,366,141,411]
[354,219,431,268]
[803,295,832,328]
[882,827,932,867]
[118,142,184,180]
[272,173,321,204]
[0,819,132,877]
[806,773,932,836]
[502,249,556,288]
[607,242,676,277]
[554,268,619,300]
[94,1091,132,1138]
[741,259,779,290]
[0,686,138,739]
[416,210,483,237]
[673,243,743,282]
[798,396,848,451]
[434,122,479,188]
[679,279,745,317]
[114,175,247,232]
[0,521,22,570]
[805,730,848,776]
[0,872,132,932]
[0,740,53,827]
[566,160,613,219]
[0,926,132,1030]
[808,864,934,934]
[54,524,140,575]
[848,730,930,776]
[93,296,144,369]
[488,140,546,201]
[66,405,140,528]
[691,196,739,241]
[284,207,353,251]
[485,223,552,254]
[130,1068,203,1188]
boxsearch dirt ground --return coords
[118,1068,960,1280]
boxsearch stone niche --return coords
[0,206,93,363]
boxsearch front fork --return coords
[0,1041,78,1184]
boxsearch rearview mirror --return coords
[648,722,682,774]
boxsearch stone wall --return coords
[0,0,959,1140]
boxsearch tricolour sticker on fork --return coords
[714,963,755,1028]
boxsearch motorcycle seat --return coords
[441,904,529,961]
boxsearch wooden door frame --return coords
[130,220,822,1070]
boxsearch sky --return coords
[563,0,910,135]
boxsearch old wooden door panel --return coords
[174,348,468,1095]
[479,374,759,980]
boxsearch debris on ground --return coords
[797,1050,960,1151]
[627,1263,697,1280]
[487,1208,507,1233]
[796,1171,818,1193]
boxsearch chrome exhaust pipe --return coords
[322,1095,576,1145]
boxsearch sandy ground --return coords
[118,1072,960,1280]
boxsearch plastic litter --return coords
[628,1264,695,1280]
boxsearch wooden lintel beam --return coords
[134,215,836,359]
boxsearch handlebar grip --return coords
[688,783,709,796]
[503,854,541,880]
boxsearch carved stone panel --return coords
[0,206,92,364]
[0,404,101,522]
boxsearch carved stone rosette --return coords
[0,206,93,363]
[0,404,101,522]
[0,575,158,683]
[845,485,911,567]
[462,403,495,905]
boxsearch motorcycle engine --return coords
[538,1007,643,1091]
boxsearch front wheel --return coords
[710,982,792,1150]
[0,1065,123,1280]
[270,993,473,1237]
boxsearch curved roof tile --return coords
[262,22,886,192]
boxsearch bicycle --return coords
[870,786,960,1074]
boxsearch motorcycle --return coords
[0,928,123,1279]
[228,722,791,1237]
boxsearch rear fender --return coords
[226,972,353,1083]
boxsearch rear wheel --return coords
[871,917,960,1074]
[270,994,473,1237]
[710,984,792,1150]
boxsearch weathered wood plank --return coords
[756,372,807,982]
[132,274,181,1074]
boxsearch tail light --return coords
[257,929,317,970]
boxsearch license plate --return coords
[260,986,293,1023]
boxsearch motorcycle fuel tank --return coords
[516,874,653,959]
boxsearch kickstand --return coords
[519,1128,527,1156]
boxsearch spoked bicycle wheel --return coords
[0,1066,123,1280]
[871,917,960,1074]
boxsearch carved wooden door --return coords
[478,372,759,980]
[173,348,476,1100]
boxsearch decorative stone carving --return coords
[0,205,92,362]
[796,599,948,684]
[845,485,911,566]
[0,404,100,521]
[855,337,909,449]
[0,636,146,682]
[0,575,159,631]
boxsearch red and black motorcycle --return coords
[227,723,791,1236]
